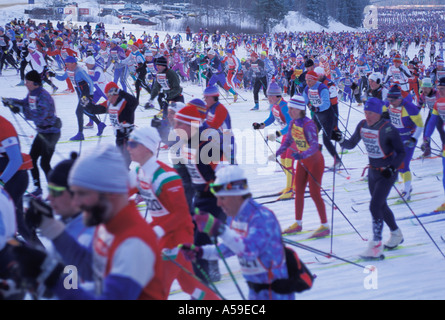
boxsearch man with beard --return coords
[10,145,167,300]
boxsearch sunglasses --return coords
[48,184,67,198]
[127,140,142,149]
[210,179,248,195]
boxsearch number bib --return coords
[136,171,169,217]
[108,100,125,129]
[291,123,309,151]
[308,89,322,107]
[360,127,385,158]
[271,104,286,128]
[181,146,207,184]
[425,96,437,110]
[156,73,170,90]
[388,105,404,129]
[436,101,445,122]
[28,95,37,110]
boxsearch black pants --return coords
[193,193,227,283]
[29,132,60,189]
[368,168,399,241]
[253,76,268,104]
[312,108,340,163]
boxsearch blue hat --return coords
[364,97,383,114]
[267,81,282,96]
[203,85,219,96]
[65,56,77,64]
[288,95,306,110]
[387,85,402,100]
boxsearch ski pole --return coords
[392,185,445,260]
[282,237,370,270]
[212,239,246,300]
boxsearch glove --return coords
[144,100,155,110]
[421,137,430,152]
[291,152,302,160]
[267,131,281,142]
[194,210,225,237]
[80,95,92,108]
[381,165,396,179]
[331,129,344,143]
[179,243,203,262]
[47,71,56,78]
[11,244,64,298]
[252,122,265,130]
[268,153,276,162]
[309,104,319,113]
[350,82,358,91]
[404,137,417,148]
[24,197,54,231]
[2,98,20,113]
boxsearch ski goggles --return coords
[210,179,248,195]
[48,184,67,198]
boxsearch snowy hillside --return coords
[1,0,445,302]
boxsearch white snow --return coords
[1,0,445,301]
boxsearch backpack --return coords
[271,246,315,294]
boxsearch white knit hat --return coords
[288,95,306,110]
[129,126,161,154]
[68,144,129,193]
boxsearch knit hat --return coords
[129,126,161,154]
[250,51,258,59]
[437,58,444,66]
[174,104,203,127]
[25,70,42,86]
[207,49,216,56]
[104,82,119,95]
[393,54,402,63]
[368,72,383,84]
[387,85,402,100]
[65,56,77,64]
[421,77,433,88]
[85,55,95,65]
[155,56,168,66]
[364,97,384,114]
[187,99,207,118]
[314,66,325,76]
[288,95,306,110]
[48,153,78,190]
[68,144,129,193]
[203,85,219,97]
[306,70,318,82]
[304,59,314,68]
[267,81,282,96]
[210,165,250,196]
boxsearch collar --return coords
[139,156,159,180]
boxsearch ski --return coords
[410,217,445,226]
[57,135,112,144]
[253,192,282,200]
[390,194,440,206]
[397,210,445,221]
[441,235,445,243]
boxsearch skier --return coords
[383,85,424,200]
[250,51,268,111]
[180,165,296,300]
[206,49,238,102]
[1,70,61,198]
[274,96,329,238]
[340,98,406,259]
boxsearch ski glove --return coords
[252,122,265,130]
[194,210,225,237]
[291,152,302,160]
[267,131,281,142]
[24,197,54,231]
[421,137,430,152]
[381,165,396,179]
[404,137,417,148]
[11,244,64,298]
[1,98,20,113]
[179,243,203,262]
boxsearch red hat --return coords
[305,70,318,81]
[174,105,203,127]
[55,40,63,46]
[104,82,119,96]
[250,51,258,59]
[393,54,402,63]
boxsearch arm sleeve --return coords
[0,142,23,183]
[340,120,365,150]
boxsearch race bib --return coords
[361,127,385,158]
[388,106,404,129]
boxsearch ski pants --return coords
[29,132,60,189]
[312,108,340,163]
[253,76,268,104]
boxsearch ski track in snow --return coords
[1,4,445,300]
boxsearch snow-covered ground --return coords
[1,1,445,301]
